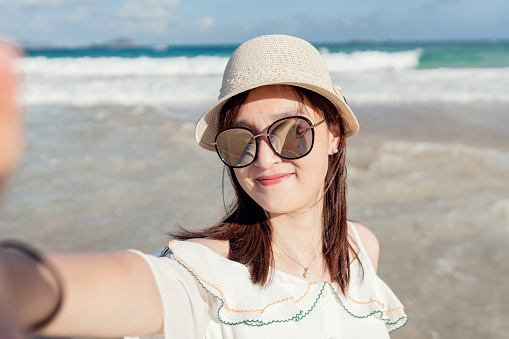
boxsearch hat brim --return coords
[195,81,359,151]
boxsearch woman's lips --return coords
[256,173,293,186]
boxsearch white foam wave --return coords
[20,74,221,111]
[18,49,420,77]
[19,55,229,77]
[322,48,422,72]
[333,67,509,105]
[16,51,509,108]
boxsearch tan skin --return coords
[0,56,378,337]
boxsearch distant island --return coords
[20,37,139,50]
[95,37,138,48]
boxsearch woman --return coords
[0,35,407,338]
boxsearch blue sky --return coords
[0,0,508,46]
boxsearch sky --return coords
[0,0,508,46]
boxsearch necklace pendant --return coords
[303,269,310,278]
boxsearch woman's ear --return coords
[327,124,341,155]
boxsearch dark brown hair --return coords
[171,86,358,293]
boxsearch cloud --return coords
[16,0,101,6]
[198,17,215,30]
[0,0,102,12]
[18,0,62,5]
[116,0,178,19]
[341,16,369,29]
[113,0,179,35]
[27,13,54,32]
[65,5,89,24]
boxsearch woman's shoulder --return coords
[185,238,230,258]
[349,221,380,273]
[181,223,380,272]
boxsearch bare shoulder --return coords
[349,221,380,273]
[186,238,230,258]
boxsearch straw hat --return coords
[195,34,359,151]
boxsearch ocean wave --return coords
[16,51,509,108]
[366,141,509,176]
[20,74,221,110]
[19,55,229,77]
[321,48,422,72]
[333,67,509,104]
[18,49,422,77]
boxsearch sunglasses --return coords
[212,116,326,168]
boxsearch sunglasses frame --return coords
[212,115,326,168]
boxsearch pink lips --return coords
[256,173,293,186]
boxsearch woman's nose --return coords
[253,137,281,169]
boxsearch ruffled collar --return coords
[162,239,407,332]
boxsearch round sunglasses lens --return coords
[215,129,256,167]
[269,117,313,159]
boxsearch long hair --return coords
[170,86,358,293]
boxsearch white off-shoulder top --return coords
[127,222,407,339]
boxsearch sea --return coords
[19,40,509,108]
[2,40,509,339]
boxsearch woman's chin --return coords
[257,199,304,216]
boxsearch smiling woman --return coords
[0,35,407,339]
[232,86,336,216]
[165,35,406,337]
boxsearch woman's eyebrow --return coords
[234,110,304,127]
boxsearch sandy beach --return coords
[1,100,507,339]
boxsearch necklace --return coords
[273,242,321,278]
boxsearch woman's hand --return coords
[0,41,25,339]
[0,41,22,181]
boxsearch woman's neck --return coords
[269,206,324,267]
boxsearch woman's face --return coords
[233,85,340,216]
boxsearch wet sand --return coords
[1,102,508,339]
[350,103,509,339]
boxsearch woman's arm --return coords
[0,42,164,338]
[0,249,164,338]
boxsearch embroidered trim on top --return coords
[216,284,327,327]
[168,240,313,314]
[330,285,408,332]
[164,240,408,331]
[345,290,406,313]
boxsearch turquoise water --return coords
[24,40,509,69]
